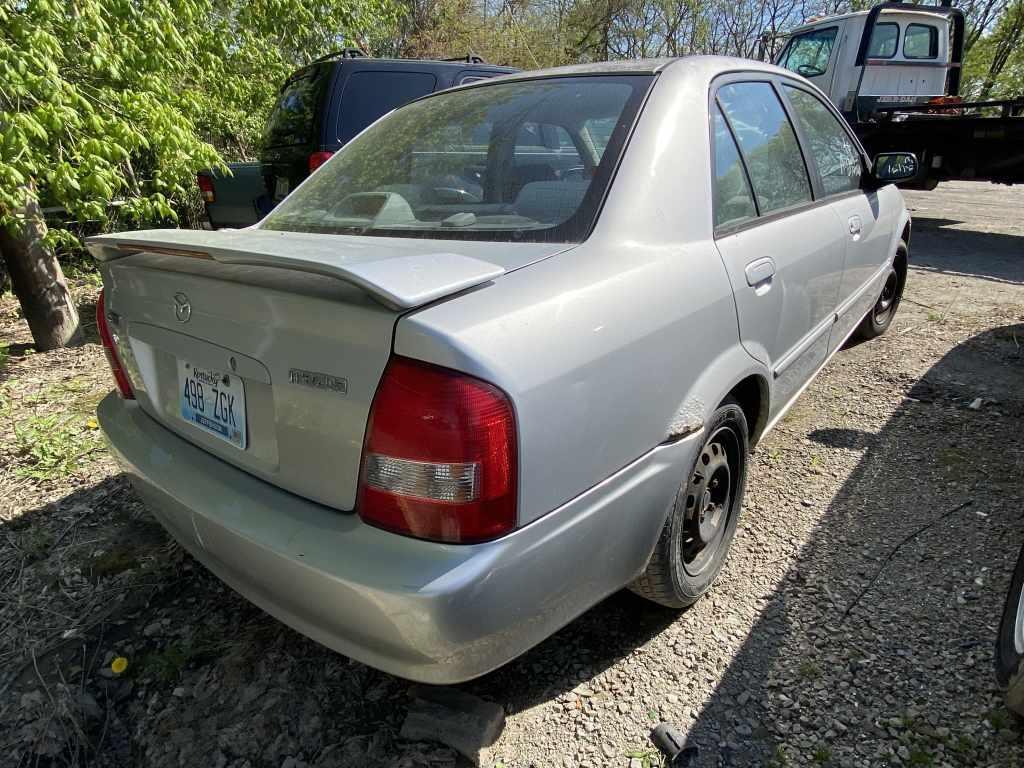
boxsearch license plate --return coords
[877,95,914,104]
[177,360,247,450]
[274,177,289,200]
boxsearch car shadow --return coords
[674,323,1024,766]
[908,214,1024,286]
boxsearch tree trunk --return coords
[0,193,84,351]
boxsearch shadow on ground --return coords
[910,215,1024,286]
[676,322,1024,766]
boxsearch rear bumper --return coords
[98,393,697,683]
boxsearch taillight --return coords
[357,357,518,544]
[308,151,334,174]
[197,173,215,203]
[96,289,135,400]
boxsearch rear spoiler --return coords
[86,229,506,311]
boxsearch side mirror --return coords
[871,152,918,184]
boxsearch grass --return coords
[797,659,821,681]
[812,744,832,764]
[5,377,106,481]
[907,748,934,766]
[769,744,789,768]
[625,749,661,768]
[137,630,230,684]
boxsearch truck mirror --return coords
[872,152,918,183]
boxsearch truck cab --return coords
[775,2,963,121]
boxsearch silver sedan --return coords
[89,56,915,682]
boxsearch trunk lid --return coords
[88,228,566,511]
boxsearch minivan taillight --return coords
[96,289,134,400]
[196,173,215,203]
[308,151,334,173]
[357,357,517,544]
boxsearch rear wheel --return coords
[630,401,748,609]
[996,543,1024,716]
[854,241,906,341]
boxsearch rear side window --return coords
[778,27,838,78]
[783,86,863,196]
[264,70,327,147]
[712,107,757,230]
[717,82,812,215]
[337,71,437,144]
[904,24,939,59]
[867,23,899,58]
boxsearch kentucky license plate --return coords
[177,360,247,450]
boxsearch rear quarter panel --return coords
[395,61,769,524]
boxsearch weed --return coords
[0,342,8,369]
[988,708,1011,731]
[625,750,660,768]
[769,744,789,768]
[90,546,140,579]
[137,631,229,684]
[812,744,832,764]
[797,659,821,681]
[908,748,934,766]
[7,377,106,480]
[926,311,945,323]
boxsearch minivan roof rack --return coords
[308,48,368,66]
[442,53,487,64]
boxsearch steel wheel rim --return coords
[681,425,740,577]
[874,270,899,323]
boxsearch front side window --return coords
[867,22,900,58]
[783,85,863,196]
[261,75,653,242]
[717,82,813,215]
[904,24,939,59]
[778,27,838,78]
[712,107,757,231]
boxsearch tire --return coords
[854,240,907,341]
[630,400,749,609]
[996,542,1024,717]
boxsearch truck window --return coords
[711,106,757,231]
[867,22,899,59]
[264,71,326,148]
[904,24,939,59]
[782,85,863,196]
[716,82,813,215]
[778,27,838,78]
[337,71,437,144]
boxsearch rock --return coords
[967,398,983,410]
[143,621,162,637]
[172,686,187,698]
[20,690,45,709]
[601,743,616,759]
[400,686,505,765]
[736,691,751,706]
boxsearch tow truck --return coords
[775,0,1024,188]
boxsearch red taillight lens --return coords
[96,289,135,400]
[357,357,518,544]
[308,151,334,174]
[197,173,215,203]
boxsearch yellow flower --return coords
[110,656,128,675]
[86,417,99,430]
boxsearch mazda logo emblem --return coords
[173,292,191,323]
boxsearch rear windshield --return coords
[263,68,327,147]
[259,75,654,242]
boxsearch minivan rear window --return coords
[264,69,327,148]
[261,75,654,243]
[337,71,437,144]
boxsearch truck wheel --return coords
[996,542,1024,717]
[854,241,907,341]
[630,400,748,609]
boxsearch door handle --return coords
[744,257,776,287]
[848,215,863,238]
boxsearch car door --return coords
[712,79,847,416]
[779,81,897,351]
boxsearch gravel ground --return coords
[1,181,1023,767]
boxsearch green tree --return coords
[0,0,400,350]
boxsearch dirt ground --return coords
[1,181,1023,768]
